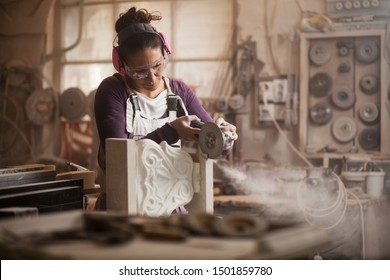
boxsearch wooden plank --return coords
[0,164,57,187]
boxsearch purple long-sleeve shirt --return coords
[94,73,213,168]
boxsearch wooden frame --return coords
[299,27,390,160]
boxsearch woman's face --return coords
[124,47,166,94]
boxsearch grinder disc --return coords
[359,127,379,150]
[198,122,224,159]
[309,72,333,97]
[331,116,357,143]
[358,103,379,124]
[331,87,356,109]
[59,87,87,122]
[309,101,332,125]
[309,41,331,65]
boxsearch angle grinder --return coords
[190,120,234,159]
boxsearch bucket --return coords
[366,171,385,198]
[341,171,366,190]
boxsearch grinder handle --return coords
[190,120,205,129]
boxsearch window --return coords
[60,0,234,97]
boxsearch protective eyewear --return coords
[125,57,167,79]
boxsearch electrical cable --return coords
[264,0,282,74]
[346,187,366,260]
[285,29,298,129]
[291,38,300,126]
[261,91,366,259]
[385,22,390,65]
[212,28,235,99]
[0,115,36,163]
[31,70,63,158]
[0,70,24,155]
[297,170,366,259]
[297,172,347,230]
[45,0,85,61]
[1,65,60,164]
[260,0,366,259]
[294,0,305,13]
[0,96,20,154]
[262,91,314,167]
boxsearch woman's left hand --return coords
[215,117,238,141]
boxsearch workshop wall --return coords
[234,0,327,167]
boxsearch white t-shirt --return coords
[135,89,168,119]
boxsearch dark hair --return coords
[115,7,163,61]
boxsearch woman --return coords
[94,7,237,210]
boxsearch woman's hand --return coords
[215,117,238,141]
[169,115,201,141]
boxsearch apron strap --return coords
[131,94,141,112]
[167,94,178,122]
[121,75,141,138]
[125,76,184,137]
[126,94,141,138]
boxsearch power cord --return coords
[261,92,366,259]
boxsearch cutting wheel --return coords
[228,94,245,110]
[360,74,379,95]
[331,116,357,143]
[25,89,56,126]
[359,127,379,150]
[309,72,333,97]
[358,103,379,124]
[356,40,379,64]
[331,87,355,109]
[198,122,224,159]
[309,41,331,65]
[309,101,332,125]
[59,87,87,122]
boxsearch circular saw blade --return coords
[198,122,224,159]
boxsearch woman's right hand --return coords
[169,115,201,141]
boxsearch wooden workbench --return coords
[0,210,329,260]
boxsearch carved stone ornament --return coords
[135,140,194,216]
[106,138,213,217]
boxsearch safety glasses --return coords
[124,57,167,79]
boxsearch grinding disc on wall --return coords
[358,103,379,124]
[331,87,356,110]
[309,101,333,125]
[59,87,87,122]
[355,39,379,64]
[331,116,357,143]
[228,94,245,111]
[309,72,333,97]
[358,127,379,150]
[25,89,56,126]
[360,74,379,95]
[309,41,332,65]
